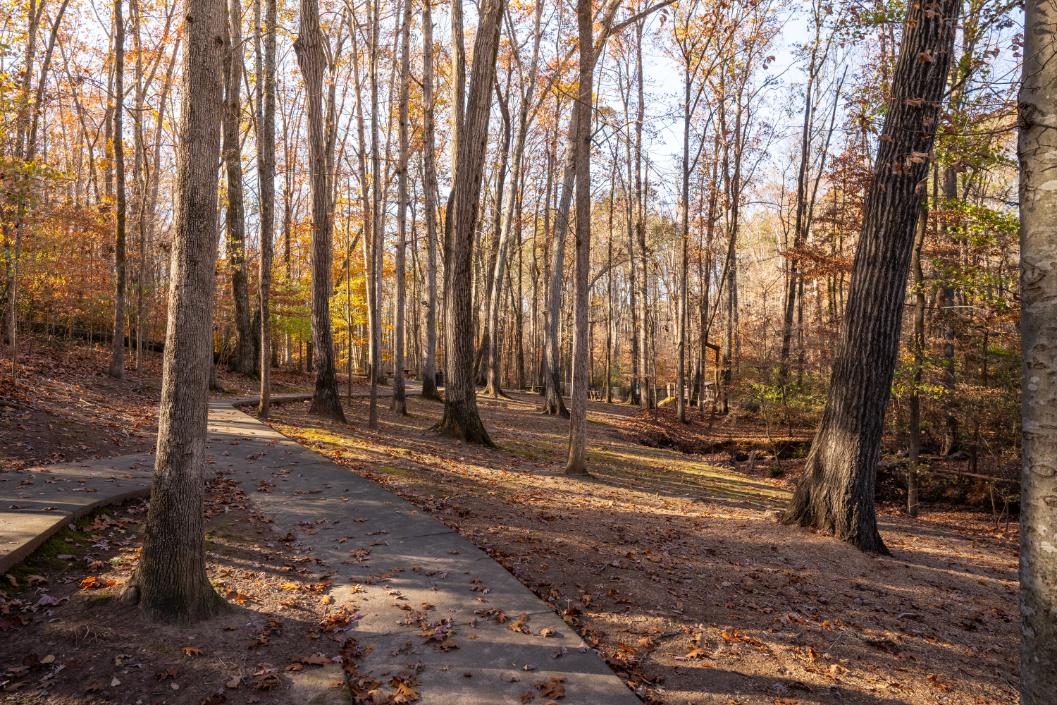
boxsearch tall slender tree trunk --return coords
[108,0,127,379]
[481,88,511,395]
[565,0,593,475]
[434,0,505,445]
[365,0,384,427]
[782,0,959,553]
[295,0,345,421]
[939,164,960,454]
[676,58,692,423]
[907,197,927,517]
[392,0,411,415]
[633,20,650,409]
[779,30,821,390]
[126,0,227,621]
[1018,0,1057,698]
[256,0,276,417]
[130,0,146,371]
[604,161,615,404]
[542,120,574,418]
[223,0,253,375]
[420,0,441,401]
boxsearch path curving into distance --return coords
[1,394,640,705]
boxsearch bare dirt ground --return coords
[269,391,1019,705]
[0,473,351,704]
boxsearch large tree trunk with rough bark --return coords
[419,0,441,401]
[223,0,253,375]
[782,0,959,553]
[108,0,127,379]
[565,0,592,475]
[295,0,345,422]
[1018,1,1057,699]
[126,0,227,621]
[255,0,276,417]
[434,0,505,445]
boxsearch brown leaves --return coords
[536,676,566,699]
[389,676,421,703]
[252,664,281,690]
[295,652,332,667]
[508,613,532,634]
[720,628,764,647]
[78,575,115,590]
[249,618,283,648]
[320,606,356,633]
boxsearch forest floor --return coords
[0,338,1020,704]
[0,335,314,471]
[268,391,1019,705]
[0,479,351,704]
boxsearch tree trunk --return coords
[127,0,227,620]
[907,197,927,517]
[1018,1,1057,698]
[223,0,254,375]
[365,0,383,428]
[634,20,650,409]
[420,0,441,401]
[434,0,505,445]
[255,0,276,417]
[481,82,512,396]
[391,0,411,415]
[779,27,821,390]
[295,0,345,422]
[565,0,593,475]
[939,164,959,454]
[782,0,959,553]
[542,107,575,418]
[108,0,127,379]
[676,54,691,423]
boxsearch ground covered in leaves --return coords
[0,473,357,704]
[0,337,313,471]
[270,390,1019,705]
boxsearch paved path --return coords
[1,395,640,705]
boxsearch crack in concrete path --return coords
[2,395,641,704]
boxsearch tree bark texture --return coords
[295,0,346,422]
[108,0,128,379]
[256,0,276,417]
[565,0,593,475]
[782,0,959,553]
[391,0,411,415]
[420,0,441,401]
[1017,0,1057,698]
[223,0,254,375]
[130,0,227,620]
[435,0,505,445]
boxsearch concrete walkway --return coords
[1,395,640,705]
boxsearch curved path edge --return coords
[1,393,641,704]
